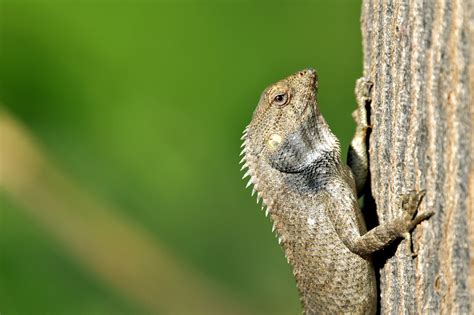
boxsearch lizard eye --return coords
[272,93,289,106]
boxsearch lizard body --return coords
[240,69,432,314]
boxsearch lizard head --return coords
[241,68,337,179]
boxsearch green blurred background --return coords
[0,1,362,314]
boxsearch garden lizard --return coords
[240,69,432,314]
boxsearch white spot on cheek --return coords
[268,133,282,150]
[307,217,316,226]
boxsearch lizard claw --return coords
[401,190,425,216]
[409,210,434,230]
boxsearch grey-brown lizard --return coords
[240,69,433,314]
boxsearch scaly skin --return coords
[240,69,432,314]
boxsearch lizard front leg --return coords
[345,190,433,258]
[348,78,373,197]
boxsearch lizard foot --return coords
[399,190,434,233]
[355,77,373,101]
[396,190,433,255]
[353,77,373,130]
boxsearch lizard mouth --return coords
[298,68,317,89]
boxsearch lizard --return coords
[239,69,433,314]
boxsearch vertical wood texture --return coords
[361,0,473,313]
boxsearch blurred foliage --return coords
[0,1,362,314]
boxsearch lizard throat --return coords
[239,123,341,245]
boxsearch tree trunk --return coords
[360,0,473,313]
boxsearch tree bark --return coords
[361,0,473,313]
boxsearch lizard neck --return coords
[244,109,344,222]
[263,148,344,242]
[288,150,341,194]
